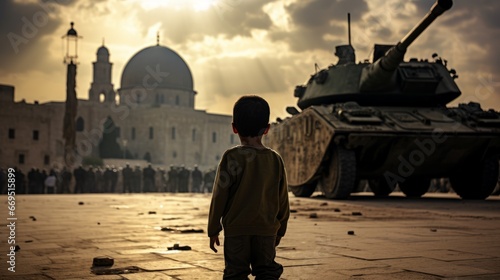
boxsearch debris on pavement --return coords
[92,256,114,267]
[167,243,191,251]
[92,266,141,275]
[160,226,204,234]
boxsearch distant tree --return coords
[99,116,122,158]
[82,156,103,167]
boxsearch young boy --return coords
[208,95,290,279]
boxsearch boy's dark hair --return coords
[233,95,270,137]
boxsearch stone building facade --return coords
[0,43,234,172]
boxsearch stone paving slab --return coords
[0,192,499,279]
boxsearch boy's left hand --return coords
[209,235,220,253]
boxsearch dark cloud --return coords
[0,0,64,75]
[268,0,369,52]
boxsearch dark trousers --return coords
[223,235,283,280]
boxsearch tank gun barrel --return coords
[359,0,453,91]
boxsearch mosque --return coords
[0,40,234,171]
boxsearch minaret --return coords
[89,40,115,103]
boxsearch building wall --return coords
[0,100,60,172]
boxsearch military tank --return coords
[265,0,500,200]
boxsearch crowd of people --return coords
[0,164,217,195]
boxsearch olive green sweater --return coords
[207,146,290,237]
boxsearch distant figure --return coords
[191,165,203,193]
[104,166,113,192]
[122,164,133,193]
[73,165,86,194]
[85,167,96,193]
[15,168,26,195]
[132,165,142,192]
[110,166,118,193]
[203,168,216,193]
[0,168,6,194]
[44,170,57,194]
[39,170,47,194]
[143,164,156,192]
[167,165,178,192]
[61,167,72,194]
[207,95,290,279]
[28,168,38,194]
[178,165,190,193]
[95,167,104,193]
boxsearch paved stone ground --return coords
[1,192,499,279]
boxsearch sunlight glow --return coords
[139,0,218,11]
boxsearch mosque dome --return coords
[97,45,109,56]
[120,45,193,91]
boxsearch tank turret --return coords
[359,0,453,91]
[296,0,459,110]
[265,0,500,201]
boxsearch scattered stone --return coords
[430,228,437,232]
[309,213,318,218]
[78,201,84,205]
[320,202,328,206]
[162,217,180,220]
[92,256,114,267]
[92,266,141,275]
[348,230,355,235]
[97,222,101,225]
[29,216,37,221]
[179,228,204,234]
[167,243,191,250]
[25,240,33,243]
[148,211,157,215]
[334,208,341,212]
[314,223,317,226]
[290,209,298,213]
[352,212,362,216]
[14,245,21,251]
[160,227,204,233]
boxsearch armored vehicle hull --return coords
[265,0,500,199]
[266,103,500,199]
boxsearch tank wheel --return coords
[289,182,317,198]
[368,178,394,196]
[320,146,357,199]
[398,177,430,198]
[450,157,499,200]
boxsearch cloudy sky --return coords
[1,0,499,119]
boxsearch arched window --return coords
[76,117,84,132]
[99,92,106,103]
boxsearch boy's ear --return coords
[231,123,238,134]
[263,124,270,135]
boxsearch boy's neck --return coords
[239,136,267,150]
